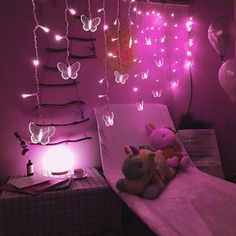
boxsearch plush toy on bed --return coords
[116,146,173,199]
[146,124,190,170]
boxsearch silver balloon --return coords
[208,16,233,59]
[218,58,236,102]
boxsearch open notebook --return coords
[95,104,236,236]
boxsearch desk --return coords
[0,168,123,236]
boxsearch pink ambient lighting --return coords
[42,146,75,175]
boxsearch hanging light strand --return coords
[115,0,122,73]
[64,0,70,66]
[102,0,111,110]
[31,0,49,120]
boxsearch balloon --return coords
[218,58,236,102]
[208,16,234,59]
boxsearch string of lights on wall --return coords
[24,0,94,146]
[23,0,194,135]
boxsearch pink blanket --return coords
[95,104,236,236]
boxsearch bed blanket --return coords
[95,104,236,236]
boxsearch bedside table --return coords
[0,168,123,236]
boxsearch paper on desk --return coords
[10,175,50,189]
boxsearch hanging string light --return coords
[114,0,129,84]
[28,0,56,145]
[30,0,50,120]
[56,0,80,80]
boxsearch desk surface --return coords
[0,168,123,236]
[0,168,108,199]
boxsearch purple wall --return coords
[0,0,235,178]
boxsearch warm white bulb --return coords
[33,59,39,66]
[98,8,104,13]
[133,87,138,92]
[103,24,108,31]
[39,25,50,32]
[55,34,63,41]
[69,8,76,15]
[21,93,37,99]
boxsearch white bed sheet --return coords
[95,104,236,236]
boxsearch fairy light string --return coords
[31,0,49,121]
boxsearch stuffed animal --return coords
[116,146,172,199]
[146,124,190,169]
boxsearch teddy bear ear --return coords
[163,125,176,134]
[124,146,133,156]
[145,123,156,133]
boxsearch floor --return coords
[95,206,156,236]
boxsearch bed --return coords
[94,103,236,236]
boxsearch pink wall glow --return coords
[0,0,235,178]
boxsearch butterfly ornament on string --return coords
[114,71,129,84]
[29,122,55,145]
[57,62,81,80]
[136,100,144,111]
[81,15,101,32]
[102,112,114,127]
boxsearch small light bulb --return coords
[107,52,113,57]
[21,93,37,99]
[97,8,104,13]
[69,8,76,15]
[171,13,175,17]
[33,59,39,66]
[39,25,50,32]
[55,34,63,41]
[133,87,138,92]
[103,24,108,30]
[99,78,104,84]
[133,7,137,12]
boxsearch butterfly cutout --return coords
[114,71,129,84]
[81,15,101,32]
[136,100,144,111]
[145,37,152,46]
[152,89,162,98]
[57,62,81,80]
[140,69,149,80]
[29,122,55,145]
[102,112,114,127]
[171,80,179,88]
[155,59,164,68]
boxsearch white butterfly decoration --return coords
[171,80,179,88]
[140,69,149,80]
[57,62,81,80]
[155,59,164,68]
[102,112,114,127]
[29,122,56,145]
[114,71,129,84]
[136,100,144,111]
[152,89,162,98]
[81,14,101,32]
[145,37,152,46]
